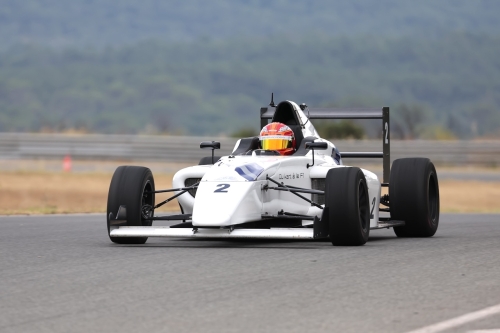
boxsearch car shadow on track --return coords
[104,234,424,249]
[107,237,336,249]
[106,237,415,249]
[367,235,398,242]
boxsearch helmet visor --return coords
[260,135,292,151]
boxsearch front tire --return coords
[325,167,370,246]
[390,158,439,237]
[107,166,155,244]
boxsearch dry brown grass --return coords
[0,171,178,215]
[0,171,498,215]
[438,180,500,213]
[378,179,500,214]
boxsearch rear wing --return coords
[260,106,390,183]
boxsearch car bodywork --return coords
[109,99,400,241]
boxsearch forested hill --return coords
[1,1,500,137]
[1,0,500,47]
[1,34,499,137]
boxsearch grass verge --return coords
[0,171,498,215]
[0,171,178,215]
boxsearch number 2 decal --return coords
[384,122,389,144]
[370,197,376,219]
[214,184,230,193]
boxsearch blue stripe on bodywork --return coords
[235,163,264,181]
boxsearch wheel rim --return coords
[428,173,438,226]
[358,180,369,231]
[141,180,154,224]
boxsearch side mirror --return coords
[306,141,328,168]
[200,141,221,164]
[305,142,327,150]
[200,141,221,150]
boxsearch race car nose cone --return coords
[192,181,263,227]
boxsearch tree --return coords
[314,120,365,140]
[393,104,429,139]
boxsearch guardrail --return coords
[0,133,499,166]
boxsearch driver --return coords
[259,122,296,155]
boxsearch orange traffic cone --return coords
[63,155,72,172]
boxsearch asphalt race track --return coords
[1,214,499,333]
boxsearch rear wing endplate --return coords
[260,106,390,183]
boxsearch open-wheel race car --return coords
[107,97,440,246]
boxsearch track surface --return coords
[1,214,499,333]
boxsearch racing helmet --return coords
[260,122,296,155]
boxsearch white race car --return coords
[107,98,440,246]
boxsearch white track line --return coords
[406,303,500,333]
[467,330,500,333]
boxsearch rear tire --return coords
[390,158,439,237]
[107,166,155,244]
[325,167,370,246]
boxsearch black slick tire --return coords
[390,158,439,237]
[325,167,370,246]
[107,166,155,244]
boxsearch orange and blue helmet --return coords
[260,122,296,155]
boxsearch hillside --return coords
[1,34,499,137]
[1,0,499,47]
[1,1,499,137]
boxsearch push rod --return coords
[148,187,198,194]
[266,186,324,195]
[146,214,192,221]
[154,181,200,209]
[262,214,315,221]
[266,176,323,210]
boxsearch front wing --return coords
[110,226,316,239]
